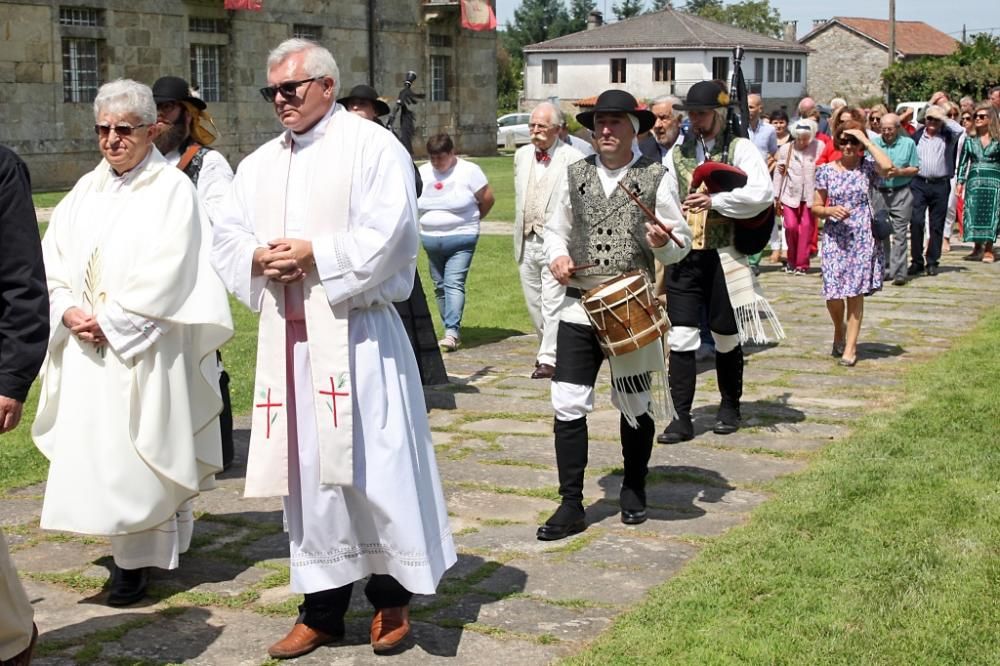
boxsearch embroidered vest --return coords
[673,134,745,250]
[567,155,664,280]
[523,160,548,237]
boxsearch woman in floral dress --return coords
[957,103,1000,263]
[813,121,893,366]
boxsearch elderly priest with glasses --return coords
[211,39,455,660]
[31,79,234,607]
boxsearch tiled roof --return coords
[523,8,809,54]
[800,17,958,57]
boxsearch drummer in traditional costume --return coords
[32,79,234,606]
[211,39,455,659]
[658,80,782,445]
[539,90,692,541]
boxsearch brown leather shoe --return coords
[371,606,410,653]
[530,363,555,379]
[1,623,37,666]
[267,623,340,660]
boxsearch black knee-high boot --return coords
[620,412,654,524]
[537,416,588,541]
[714,345,743,434]
[658,350,696,443]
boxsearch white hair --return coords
[650,95,682,118]
[93,79,156,125]
[267,39,340,99]
[791,117,817,141]
[830,97,847,110]
[532,101,564,127]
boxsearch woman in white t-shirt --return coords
[417,133,495,351]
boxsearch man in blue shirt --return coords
[746,94,780,273]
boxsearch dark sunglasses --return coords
[961,115,973,122]
[870,116,882,122]
[839,135,862,146]
[259,77,318,102]
[94,123,146,137]
[974,112,990,120]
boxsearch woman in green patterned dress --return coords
[957,103,1000,263]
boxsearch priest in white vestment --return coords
[32,80,234,607]
[211,40,455,660]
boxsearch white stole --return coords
[244,114,357,498]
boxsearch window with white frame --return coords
[189,17,227,33]
[653,57,675,82]
[62,38,100,103]
[59,6,102,26]
[542,59,558,85]
[610,58,626,83]
[430,54,449,101]
[190,44,224,102]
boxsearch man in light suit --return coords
[514,102,584,379]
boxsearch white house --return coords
[523,9,810,113]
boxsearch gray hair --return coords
[93,79,156,125]
[791,117,817,141]
[531,101,563,128]
[267,39,340,99]
[650,95,682,118]
[830,97,847,110]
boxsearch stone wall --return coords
[804,27,886,104]
[0,0,497,190]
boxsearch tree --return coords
[648,0,674,10]
[496,42,521,114]
[613,0,644,20]
[567,0,597,32]
[686,0,782,40]
[502,0,571,62]
[684,0,723,13]
[882,34,1000,104]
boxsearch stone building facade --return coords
[1,0,497,189]
[800,17,958,104]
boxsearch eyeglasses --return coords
[961,115,973,122]
[974,112,990,120]
[259,77,319,102]
[870,116,882,122]
[94,123,146,137]
[925,117,942,123]
[839,135,862,146]
[527,123,553,130]
[947,113,958,118]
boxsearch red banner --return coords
[461,0,496,32]
[224,0,263,10]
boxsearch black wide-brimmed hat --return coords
[152,76,207,110]
[576,89,655,134]
[675,81,730,112]
[337,84,391,117]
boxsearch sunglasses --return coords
[259,77,318,102]
[839,135,862,146]
[974,112,990,120]
[94,123,146,137]
[962,115,973,122]
[870,116,882,122]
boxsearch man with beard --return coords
[152,76,236,468]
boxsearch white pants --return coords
[769,215,787,251]
[0,529,34,661]
[519,234,566,366]
[109,501,194,570]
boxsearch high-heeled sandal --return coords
[838,356,857,367]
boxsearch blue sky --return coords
[495,0,1000,42]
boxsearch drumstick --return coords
[616,181,684,247]
[569,262,598,274]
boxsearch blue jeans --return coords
[421,233,478,337]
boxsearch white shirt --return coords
[417,158,488,236]
[162,146,233,225]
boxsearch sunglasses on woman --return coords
[839,135,862,146]
[974,112,991,120]
[961,115,973,122]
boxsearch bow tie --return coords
[535,149,550,164]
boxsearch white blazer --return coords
[513,140,585,263]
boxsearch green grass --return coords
[466,155,515,222]
[566,309,1000,665]
[32,191,68,208]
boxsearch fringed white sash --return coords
[717,247,785,345]
[608,340,675,429]
[244,112,359,498]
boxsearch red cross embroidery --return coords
[254,388,282,439]
[319,376,350,428]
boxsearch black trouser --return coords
[217,351,234,468]
[299,575,412,635]
[663,250,739,335]
[909,177,950,269]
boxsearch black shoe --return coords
[107,566,149,606]
[892,277,907,286]
[906,264,923,276]
[657,416,693,444]
[536,503,586,541]
[926,265,939,276]
[712,405,741,435]
[619,487,647,525]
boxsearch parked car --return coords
[497,112,531,147]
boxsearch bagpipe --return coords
[702,46,775,256]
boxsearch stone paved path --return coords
[4,244,999,665]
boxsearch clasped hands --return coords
[63,307,106,348]
[254,238,315,284]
